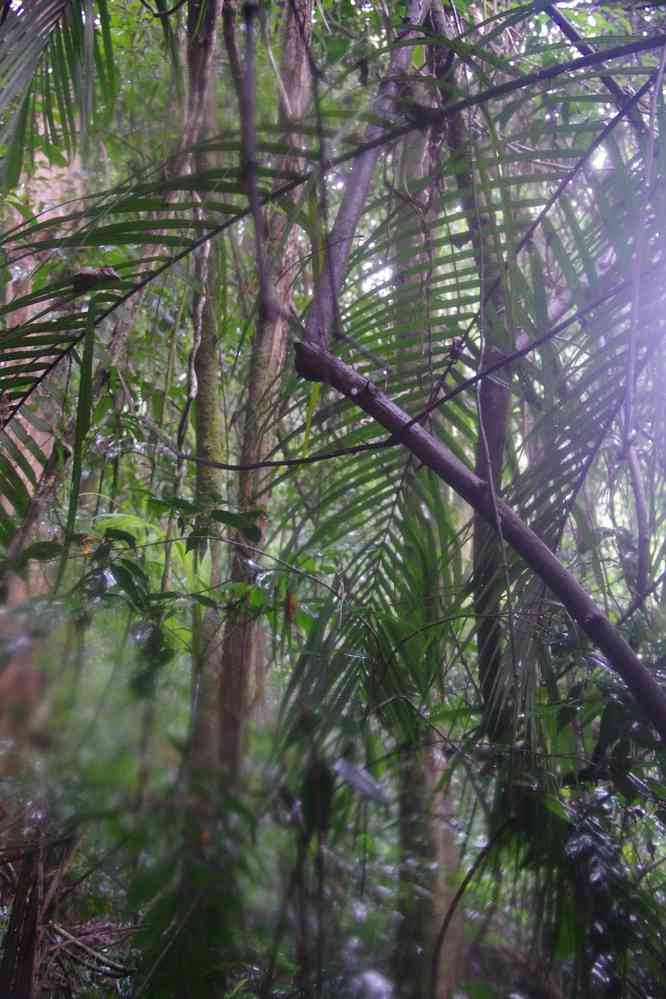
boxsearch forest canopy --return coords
[1,1,666,997]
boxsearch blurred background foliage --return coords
[1,1,666,997]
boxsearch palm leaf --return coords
[0,0,118,183]
[274,24,666,755]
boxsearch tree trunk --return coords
[391,79,464,999]
[433,0,512,740]
[189,255,225,778]
[395,741,465,999]
[219,0,313,780]
[0,849,39,999]
[144,5,231,996]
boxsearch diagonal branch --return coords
[293,340,666,743]
[294,7,666,739]
[545,3,646,135]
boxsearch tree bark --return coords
[190,251,224,777]
[219,0,313,780]
[147,6,230,997]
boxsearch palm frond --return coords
[0,0,118,184]
[274,24,666,755]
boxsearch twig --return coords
[260,6,292,118]
[49,922,132,975]
[140,411,396,468]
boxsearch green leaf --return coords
[110,562,148,609]
[161,496,200,516]
[3,89,32,189]
[210,509,262,543]
[191,593,220,609]
[16,540,64,565]
[104,527,137,549]
[186,527,209,556]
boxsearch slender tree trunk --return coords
[395,740,465,999]
[391,84,464,999]
[144,5,230,996]
[395,745,437,998]
[433,1,512,739]
[426,743,466,999]
[185,0,225,777]
[190,257,225,778]
[219,0,312,780]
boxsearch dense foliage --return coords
[1,1,666,997]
